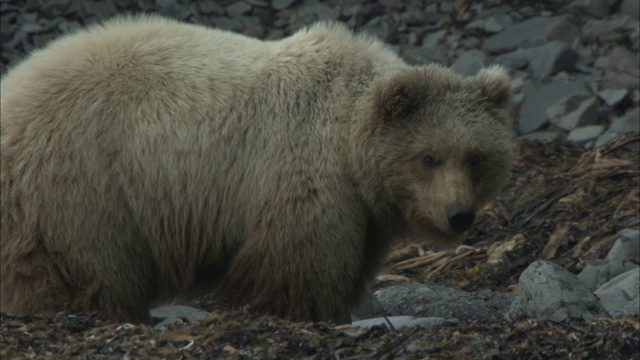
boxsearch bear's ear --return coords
[469,66,511,108]
[378,73,421,120]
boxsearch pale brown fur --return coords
[0,15,512,323]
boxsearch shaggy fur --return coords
[0,15,512,323]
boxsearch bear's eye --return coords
[423,155,436,167]
[469,154,481,167]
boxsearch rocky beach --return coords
[1,0,639,358]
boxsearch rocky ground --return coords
[1,0,639,359]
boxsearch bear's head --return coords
[374,64,512,249]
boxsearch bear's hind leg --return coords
[216,192,371,323]
[1,236,76,316]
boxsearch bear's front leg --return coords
[217,193,370,323]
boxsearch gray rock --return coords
[568,0,612,17]
[465,14,513,34]
[484,17,580,54]
[582,18,634,44]
[528,41,578,78]
[510,76,526,92]
[596,47,640,90]
[567,125,606,143]
[519,82,589,134]
[594,268,640,317]
[150,305,211,326]
[225,2,252,17]
[40,0,70,17]
[399,45,447,66]
[362,17,397,43]
[351,291,385,321]
[245,0,268,6]
[508,260,610,322]
[421,29,447,48]
[547,95,598,131]
[620,0,640,20]
[295,3,340,22]
[518,130,564,142]
[376,283,514,323]
[629,26,639,52]
[597,88,629,107]
[198,0,224,16]
[401,6,429,27]
[91,0,118,16]
[379,0,404,8]
[606,229,640,263]
[495,49,533,71]
[157,2,192,20]
[595,107,640,146]
[20,23,44,34]
[451,50,489,76]
[352,316,454,329]
[271,0,298,10]
[578,259,639,290]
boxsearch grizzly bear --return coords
[0,15,512,323]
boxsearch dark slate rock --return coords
[547,94,598,130]
[530,41,578,78]
[582,17,634,44]
[353,316,454,329]
[40,0,71,17]
[32,33,56,49]
[272,0,299,10]
[377,283,515,323]
[483,17,579,54]
[450,50,489,76]
[594,268,640,318]
[362,17,398,43]
[596,46,640,90]
[226,1,252,17]
[350,291,384,321]
[211,16,243,31]
[495,49,532,71]
[567,0,612,17]
[157,2,193,20]
[566,125,605,144]
[620,0,640,20]
[20,23,44,34]
[606,229,640,263]
[506,260,610,322]
[198,1,225,16]
[519,82,589,134]
[57,20,81,34]
[379,0,404,9]
[465,14,513,34]
[296,3,340,22]
[151,305,211,325]
[399,44,447,66]
[595,107,640,146]
[597,88,629,107]
[518,130,564,141]
[246,0,269,7]
[578,259,639,290]
[92,0,119,17]
[421,29,447,48]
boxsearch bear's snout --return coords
[447,204,475,233]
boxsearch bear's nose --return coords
[447,205,475,233]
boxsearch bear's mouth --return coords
[406,214,463,243]
[422,226,465,250]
